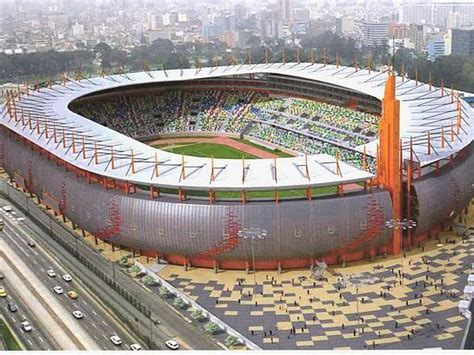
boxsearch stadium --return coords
[1,62,473,270]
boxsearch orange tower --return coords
[377,72,402,254]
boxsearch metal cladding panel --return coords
[1,131,393,261]
[413,145,474,236]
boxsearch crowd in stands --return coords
[73,89,379,171]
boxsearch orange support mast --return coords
[377,72,402,254]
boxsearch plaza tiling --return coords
[29,180,473,350]
[157,216,473,349]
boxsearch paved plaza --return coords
[157,208,473,350]
[21,180,473,350]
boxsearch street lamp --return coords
[237,227,268,286]
[385,218,417,278]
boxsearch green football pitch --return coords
[151,141,337,199]
[158,142,257,159]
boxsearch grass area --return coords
[0,318,22,350]
[231,138,295,158]
[145,139,338,199]
[160,142,258,159]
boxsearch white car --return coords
[165,340,179,350]
[130,344,142,351]
[62,274,72,282]
[21,321,32,332]
[2,206,12,213]
[47,269,56,278]
[110,335,122,346]
[72,310,84,319]
[53,286,64,294]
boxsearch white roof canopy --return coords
[1,63,473,191]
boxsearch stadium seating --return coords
[73,90,379,171]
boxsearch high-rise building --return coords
[451,28,474,56]
[400,0,474,28]
[426,37,446,60]
[362,22,389,47]
[408,23,428,52]
[336,17,355,36]
[279,0,294,24]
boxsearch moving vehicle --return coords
[21,321,32,332]
[67,291,78,299]
[2,206,12,213]
[0,286,7,297]
[110,335,122,346]
[7,302,18,312]
[165,340,180,350]
[53,286,64,294]
[130,344,142,351]
[62,274,72,282]
[27,241,36,248]
[0,271,4,280]
[46,269,56,278]
[72,310,84,319]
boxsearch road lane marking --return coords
[2,217,39,256]
[102,320,108,327]
[27,339,33,346]
[11,316,16,323]
[38,336,44,343]
[91,323,97,329]
[92,310,98,316]
[2,229,29,257]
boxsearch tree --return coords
[159,286,172,298]
[225,335,241,347]
[141,275,158,287]
[204,321,221,335]
[191,309,206,322]
[173,298,188,309]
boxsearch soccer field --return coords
[151,140,338,199]
[156,142,258,159]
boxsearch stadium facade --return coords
[1,63,473,270]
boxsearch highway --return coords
[0,180,221,350]
[0,198,141,350]
[0,278,57,350]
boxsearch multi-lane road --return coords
[0,180,221,351]
[0,277,57,350]
[0,198,141,350]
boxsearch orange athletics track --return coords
[146,136,280,159]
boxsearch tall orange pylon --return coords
[378,72,402,254]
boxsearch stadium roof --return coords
[1,63,473,191]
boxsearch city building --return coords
[362,22,389,47]
[452,27,474,55]
[426,36,446,60]
[400,0,474,28]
